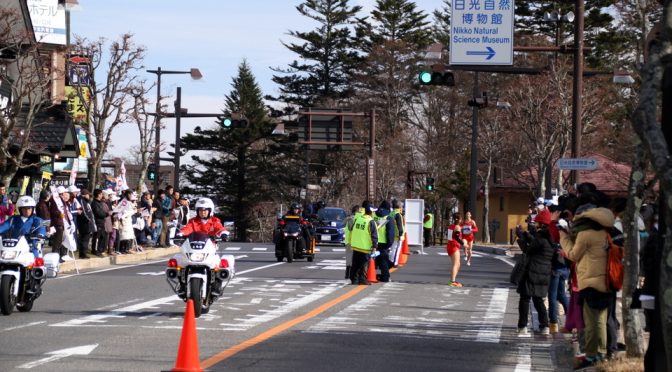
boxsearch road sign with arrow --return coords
[449,0,514,65]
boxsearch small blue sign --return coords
[556,158,598,170]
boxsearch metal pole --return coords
[469,72,479,219]
[154,67,162,193]
[570,0,584,187]
[173,86,181,188]
[367,110,376,202]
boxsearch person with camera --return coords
[515,208,555,335]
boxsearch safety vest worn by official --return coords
[423,213,434,229]
[392,208,404,241]
[350,214,374,253]
[373,214,389,244]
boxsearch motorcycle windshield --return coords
[284,222,301,234]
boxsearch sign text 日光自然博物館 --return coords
[449,0,515,65]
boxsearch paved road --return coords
[0,243,570,371]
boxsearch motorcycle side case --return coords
[43,253,60,278]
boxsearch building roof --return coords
[491,152,631,195]
[28,104,78,157]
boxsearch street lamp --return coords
[146,67,202,192]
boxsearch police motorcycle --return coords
[274,216,316,263]
[0,197,59,315]
[165,231,235,318]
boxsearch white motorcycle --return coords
[0,235,60,315]
[165,231,235,317]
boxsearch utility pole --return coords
[570,0,585,187]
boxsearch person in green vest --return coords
[423,208,434,247]
[389,199,405,266]
[349,201,378,285]
[373,200,395,282]
[343,204,361,280]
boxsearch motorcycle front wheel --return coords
[17,299,34,312]
[285,240,295,263]
[0,276,17,315]
[189,278,203,318]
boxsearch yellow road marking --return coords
[201,285,367,368]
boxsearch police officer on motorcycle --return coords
[0,196,47,258]
[178,198,228,238]
[275,202,313,253]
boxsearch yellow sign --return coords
[65,86,91,123]
[79,142,87,157]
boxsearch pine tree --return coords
[267,0,363,111]
[181,60,294,241]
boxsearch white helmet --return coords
[67,185,80,193]
[56,186,67,194]
[17,195,36,208]
[195,197,215,219]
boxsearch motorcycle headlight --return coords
[1,250,17,260]
[189,252,206,262]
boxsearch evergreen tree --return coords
[267,0,363,112]
[353,0,433,133]
[181,60,295,241]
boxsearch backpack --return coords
[605,234,624,291]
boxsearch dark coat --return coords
[517,228,555,297]
[78,197,97,235]
[91,198,113,233]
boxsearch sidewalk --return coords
[58,245,181,274]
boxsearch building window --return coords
[499,196,504,212]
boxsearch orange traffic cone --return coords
[366,257,378,283]
[402,233,410,255]
[172,299,202,372]
[398,248,408,266]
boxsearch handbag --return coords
[509,253,528,285]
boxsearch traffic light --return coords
[147,164,156,181]
[219,115,248,129]
[426,177,435,192]
[418,71,455,86]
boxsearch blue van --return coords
[313,207,347,245]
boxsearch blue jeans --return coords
[548,267,570,323]
[151,219,163,245]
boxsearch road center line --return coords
[201,285,367,368]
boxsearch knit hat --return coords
[534,209,552,226]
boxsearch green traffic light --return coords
[223,118,232,127]
[419,71,432,84]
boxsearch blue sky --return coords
[70,0,443,157]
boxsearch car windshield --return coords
[317,208,346,221]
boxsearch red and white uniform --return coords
[446,224,462,256]
[180,216,227,237]
[461,219,478,242]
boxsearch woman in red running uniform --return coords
[447,213,463,287]
[461,211,478,266]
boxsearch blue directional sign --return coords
[450,0,514,65]
[556,158,599,171]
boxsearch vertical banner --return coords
[69,158,78,186]
[20,176,30,195]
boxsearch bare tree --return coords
[0,9,56,185]
[69,33,146,190]
[630,0,672,366]
[127,81,156,194]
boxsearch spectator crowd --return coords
[0,182,190,262]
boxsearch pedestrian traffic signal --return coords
[147,164,156,181]
[426,177,435,191]
[219,115,248,129]
[418,71,455,86]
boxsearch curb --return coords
[58,246,181,274]
[473,244,516,256]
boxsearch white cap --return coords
[67,185,80,193]
[56,186,67,194]
[535,197,545,205]
[103,189,114,196]
[110,195,119,202]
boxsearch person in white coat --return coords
[115,190,137,254]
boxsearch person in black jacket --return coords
[90,189,112,256]
[516,209,555,335]
[76,189,96,259]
